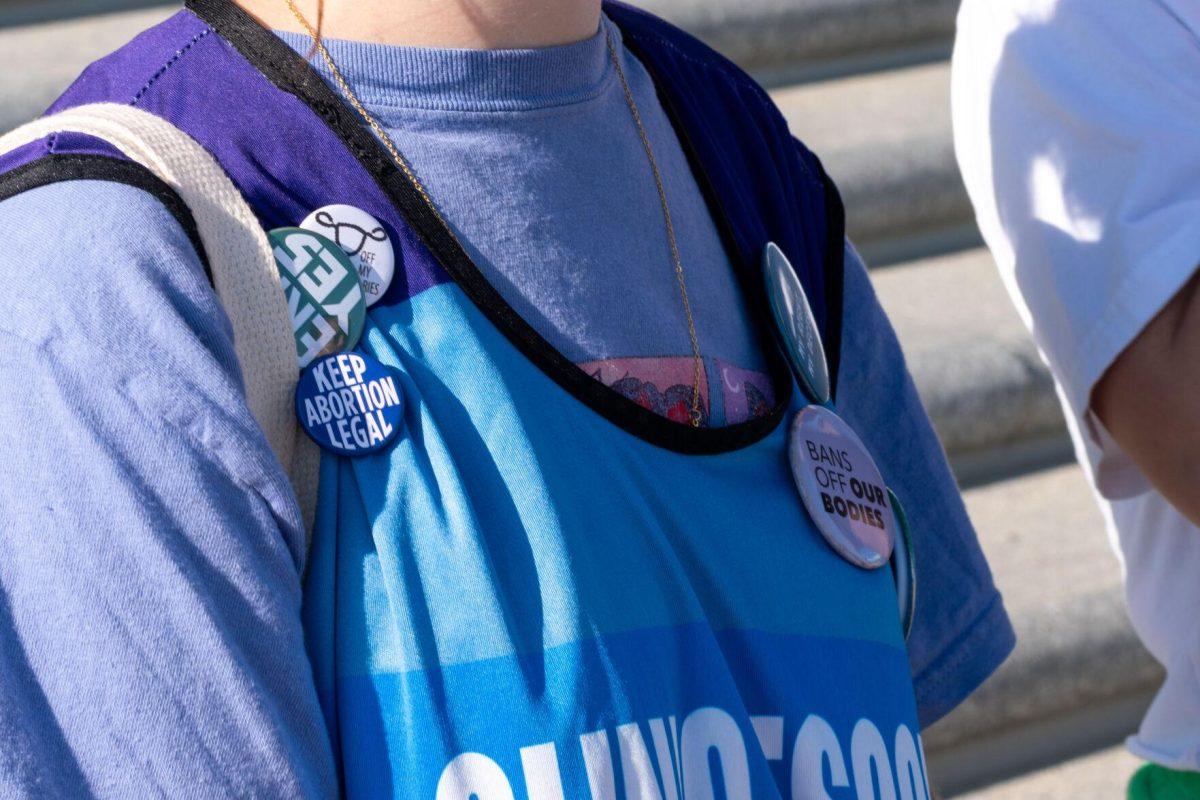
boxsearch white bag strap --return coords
[0,103,321,536]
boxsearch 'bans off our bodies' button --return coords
[296,352,404,456]
[788,405,897,569]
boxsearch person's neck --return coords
[237,0,603,49]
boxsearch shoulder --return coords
[0,165,230,368]
[0,169,297,518]
[0,154,209,286]
[0,152,207,269]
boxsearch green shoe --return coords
[1128,763,1200,800]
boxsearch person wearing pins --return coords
[0,0,1010,795]
[954,2,1200,796]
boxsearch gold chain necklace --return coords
[284,1,705,426]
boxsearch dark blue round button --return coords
[295,352,404,456]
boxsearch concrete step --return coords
[954,744,1140,799]
[0,6,176,134]
[772,59,974,265]
[870,247,1068,482]
[0,0,169,29]
[924,463,1162,795]
[638,0,957,84]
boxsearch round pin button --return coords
[889,488,917,640]
[762,242,830,405]
[296,351,404,456]
[301,204,395,308]
[788,405,896,570]
[270,227,367,368]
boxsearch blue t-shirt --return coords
[0,16,1011,799]
[277,22,774,427]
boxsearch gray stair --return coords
[871,247,1069,484]
[639,0,958,83]
[957,744,1140,800]
[0,6,177,134]
[0,0,169,28]
[924,464,1162,795]
[773,61,976,264]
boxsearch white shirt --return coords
[952,0,1200,771]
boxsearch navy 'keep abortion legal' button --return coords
[296,351,404,456]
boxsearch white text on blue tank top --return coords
[302,354,400,451]
[433,707,930,800]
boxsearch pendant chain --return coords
[602,33,704,426]
[284,1,705,426]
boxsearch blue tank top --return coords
[303,283,929,797]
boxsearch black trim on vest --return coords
[186,0,812,455]
[818,167,846,401]
[0,153,211,282]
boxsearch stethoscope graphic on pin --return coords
[313,210,388,257]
